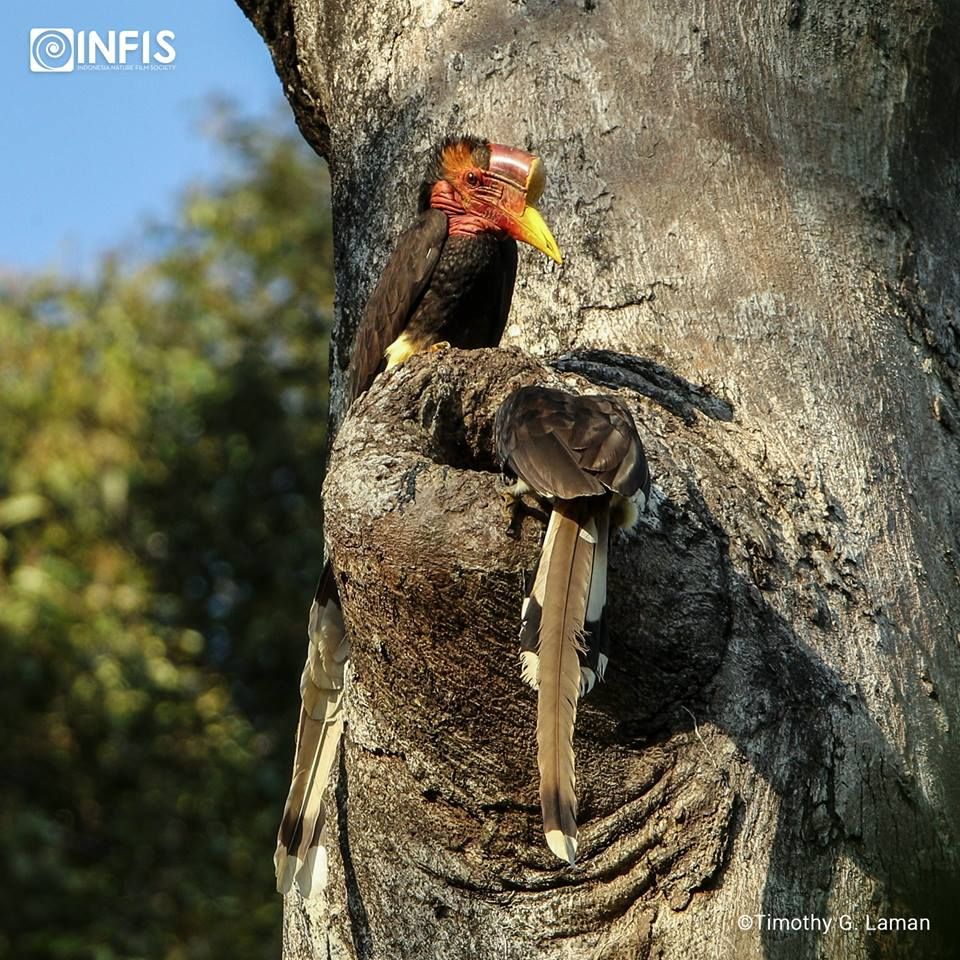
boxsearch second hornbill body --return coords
[275,137,561,896]
[495,385,650,864]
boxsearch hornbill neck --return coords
[429,180,506,240]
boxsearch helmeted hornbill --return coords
[275,137,562,896]
[494,385,650,865]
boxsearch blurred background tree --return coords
[0,102,332,959]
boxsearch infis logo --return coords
[30,28,176,73]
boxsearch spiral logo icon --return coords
[30,28,75,72]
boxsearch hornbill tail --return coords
[531,499,602,865]
[274,568,348,896]
[495,385,650,865]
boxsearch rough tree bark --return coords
[237,1,960,957]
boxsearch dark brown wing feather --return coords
[345,208,448,405]
[495,386,649,500]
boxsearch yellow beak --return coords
[510,204,563,264]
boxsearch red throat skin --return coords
[429,180,506,239]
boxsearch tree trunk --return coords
[237,1,960,957]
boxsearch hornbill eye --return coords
[465,171,480,186]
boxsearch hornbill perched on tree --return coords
[495,385,650,865]
[275,137,562,896]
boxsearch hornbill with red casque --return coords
[495,385,650,864]
[275,137,562,896]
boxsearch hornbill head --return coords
[421,136,563,263]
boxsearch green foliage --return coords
[0,104,332,959]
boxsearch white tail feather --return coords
[520,650,540,689]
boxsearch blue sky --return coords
[0,1,293,275]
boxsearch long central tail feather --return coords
[535,499,598,865]
[274,575,349,896]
